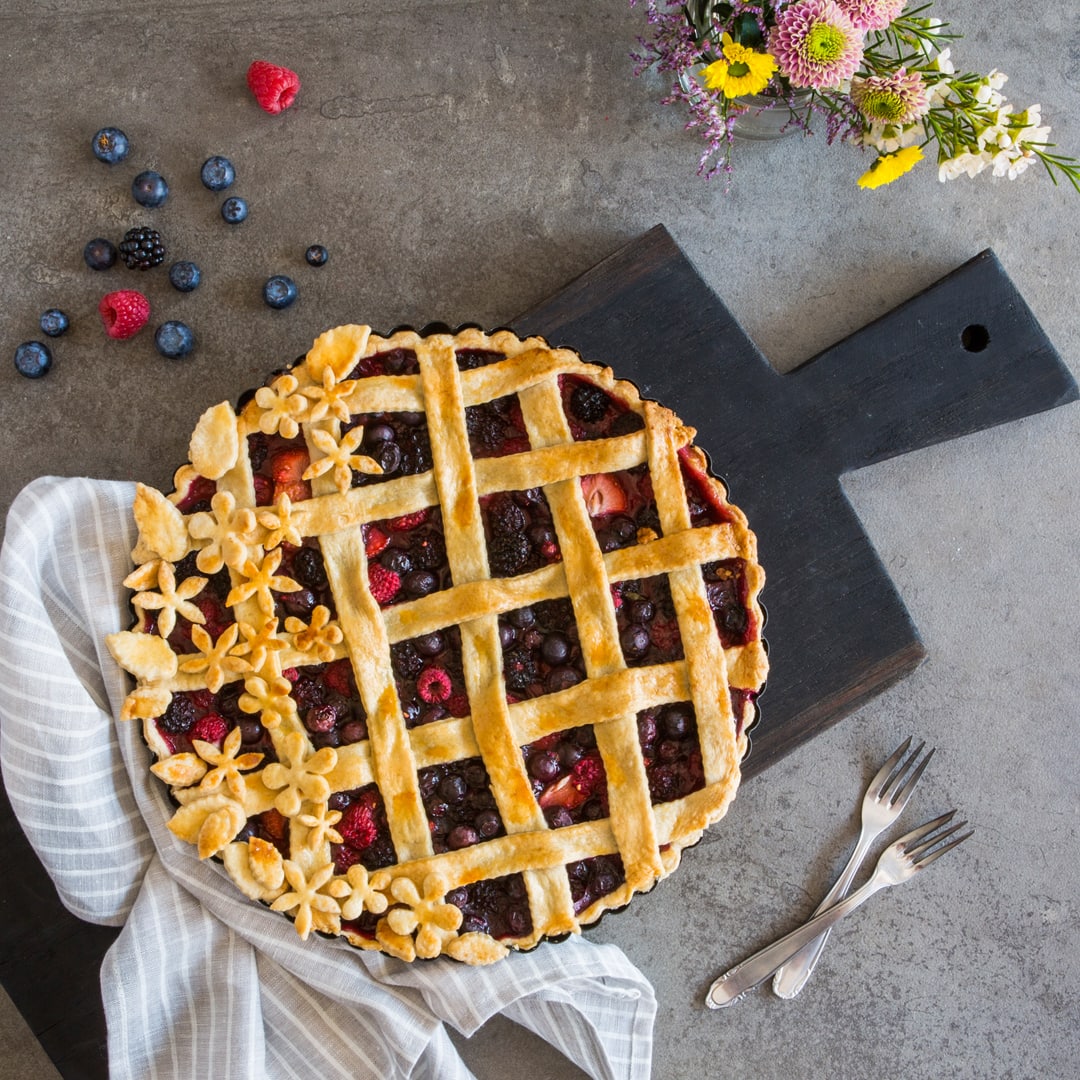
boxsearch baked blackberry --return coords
[119,226,166,270]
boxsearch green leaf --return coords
[734,12,763,48]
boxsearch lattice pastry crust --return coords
[108,324,768,964]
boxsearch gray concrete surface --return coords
[1,1,1078,1077]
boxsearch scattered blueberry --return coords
[169,260,202,292]
[91,127,129,164]
[305,244,328,267]
[131,170,169,208]
[221,196,248,224]
[155,321,195,358]
[14,341,52,379]
[200,155,235,191]
[263,274,297,309]
[84,237,117,271]
[39,309,69,337]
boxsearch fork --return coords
[771,736,934,999]
[706,810,972,1009]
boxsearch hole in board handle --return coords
[961,324,990,353]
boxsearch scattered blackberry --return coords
[570,383,609,423]
[160,695,197,734]
[84,237,117,271]
[39,309,69,337]
[305,244,328,266]
[119,226,166,270]
[14,341,52,379]
[503,648,537,692]
[132,170,169,208]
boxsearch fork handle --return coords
[706,874,888,1009]
[771,829,875,998]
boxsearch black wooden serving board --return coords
[515,224,1078,776]
[1,225,1076,1078]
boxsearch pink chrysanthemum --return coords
[768,0,864,90]
[851,68,930,124]
[836,0,905,32]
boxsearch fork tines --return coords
[899,810,974,867]
[881,737,935,808]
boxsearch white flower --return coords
[933,48,954,75]
[938,150,991,182]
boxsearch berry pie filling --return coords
[613,575,685,667]
[342,409,433,485]
[500,599,585,700]
[581,465,663,551]
[248,432,312,507]
[522,725,608,828]
[704,558,754,647]
[465,393,531,460]
[567,855,627,915]
[447,874,533,939]
[284,660,369,749]
[481,489,562,577]
[329,784,397,874]
[272,540,336,620]
[173,473,218,514]
[637,701,705,805]
[391,624,471,728]
[153,684,276,759]
[363,507,451,607]
[560,374,645,441]
[348,346,421,379]
[147,550,234,654]
[418,756,506,853]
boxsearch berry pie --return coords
[107,324,768,964]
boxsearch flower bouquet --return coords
[630,0,1080,190]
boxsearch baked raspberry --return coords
[323,659,354,697]
[99,290,150,340]
[269,448,308,483]
[190,714,229,745]
[246,60,301,114]
[388,509,429,531]
[368,564,401,605]
[364,525,389,557]
[338,802,377,849]
[417,666,452,703]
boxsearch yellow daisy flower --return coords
[702,33,778,100]
[858,145,924,189]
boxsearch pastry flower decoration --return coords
[253,373,310,440]
[226,548,302,617]
[125,560,206,639]
[270,860,341,940]
[187,491,258,574]
[261,731,338,817]
[300,364,358,424]
[194,726,264,801]
[384,874,463,960]
[238,671,295,730]
[230,616,287,675]
[285,605,343,662]
[178,622,244,693]
[256,492,305,550]
[302,427,382,494]
[296,800,344,850]
[329,864,392,921]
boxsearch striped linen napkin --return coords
[0,476,656,1080]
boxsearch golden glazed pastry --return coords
[108,324,768,964]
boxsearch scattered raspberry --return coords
[446,692,471,718]
[571,753,606,798]
[338,802,377,849]
[388,509,429,531]
[190,714,229,745]
[246,60,301,114]
[364,525,390,558]
[417,667,452,704]
[99,289,150,340]
[368,564,401,605]
[269,448,308,483]
[323,659,353,696]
